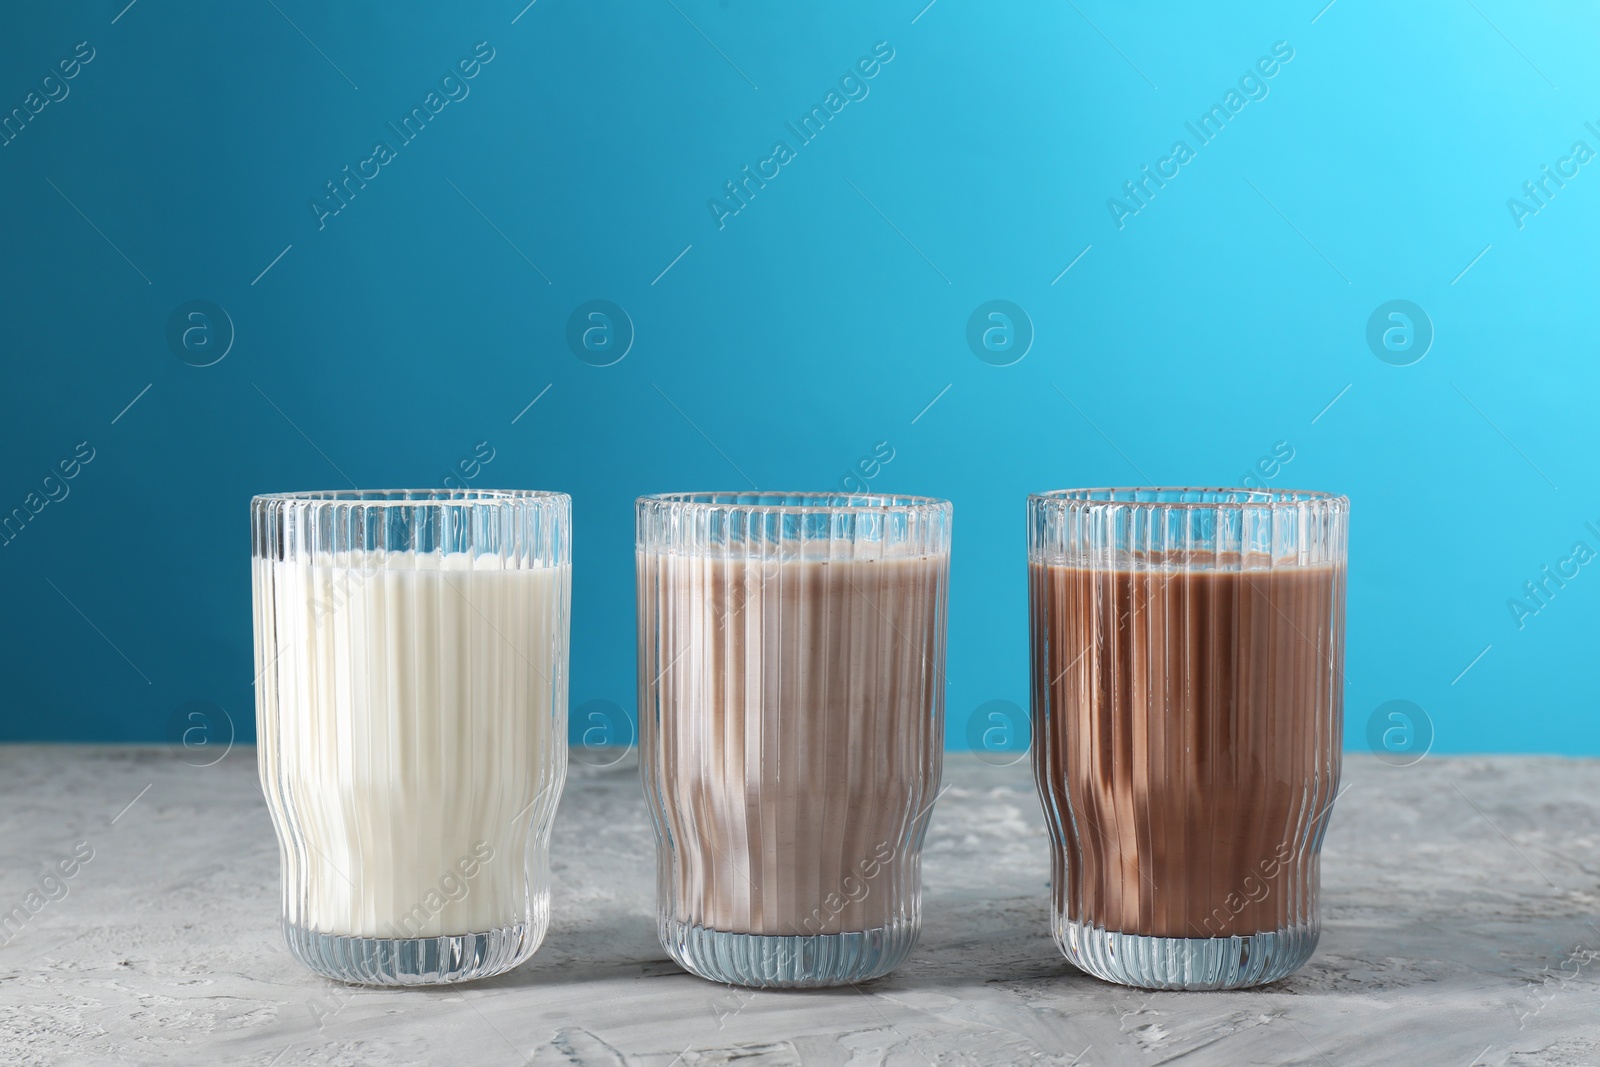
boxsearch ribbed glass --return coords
[1027,488,1348,990]
[251,489,570,986]
[637,492,952,988]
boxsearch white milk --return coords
[254,550,568,939]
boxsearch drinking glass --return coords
[252,489,570,985]
[1028,488,1347,990]
[637,492,951,988]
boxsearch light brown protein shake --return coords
[1031,557,1343,940]
[639,547,947,937]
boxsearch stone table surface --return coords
[2,747,1599,1067]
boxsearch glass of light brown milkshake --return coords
[637,492,951,987]
[1027,488,1347,990]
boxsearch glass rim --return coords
[637,491,951,515]
[1028,486,1347,509]
[251,488,568,507]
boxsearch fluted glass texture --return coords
[252,489,570,986]
[1028,488,1347,990]
[638,493,951,988]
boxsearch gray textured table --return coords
[2,747,1598,1067]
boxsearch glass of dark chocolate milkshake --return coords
[1027,488,1348,990]
[637,492,952,987]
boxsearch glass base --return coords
[1055,916,1319,990]
[660,917,918,988]
[283,920,543,986]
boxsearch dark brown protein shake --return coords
[639,548,947,937]
[1030,556,1344,940]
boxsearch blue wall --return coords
[2,0,1595,755]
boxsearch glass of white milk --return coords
[251,489,570,985]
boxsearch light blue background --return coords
[1,0,1594,754]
